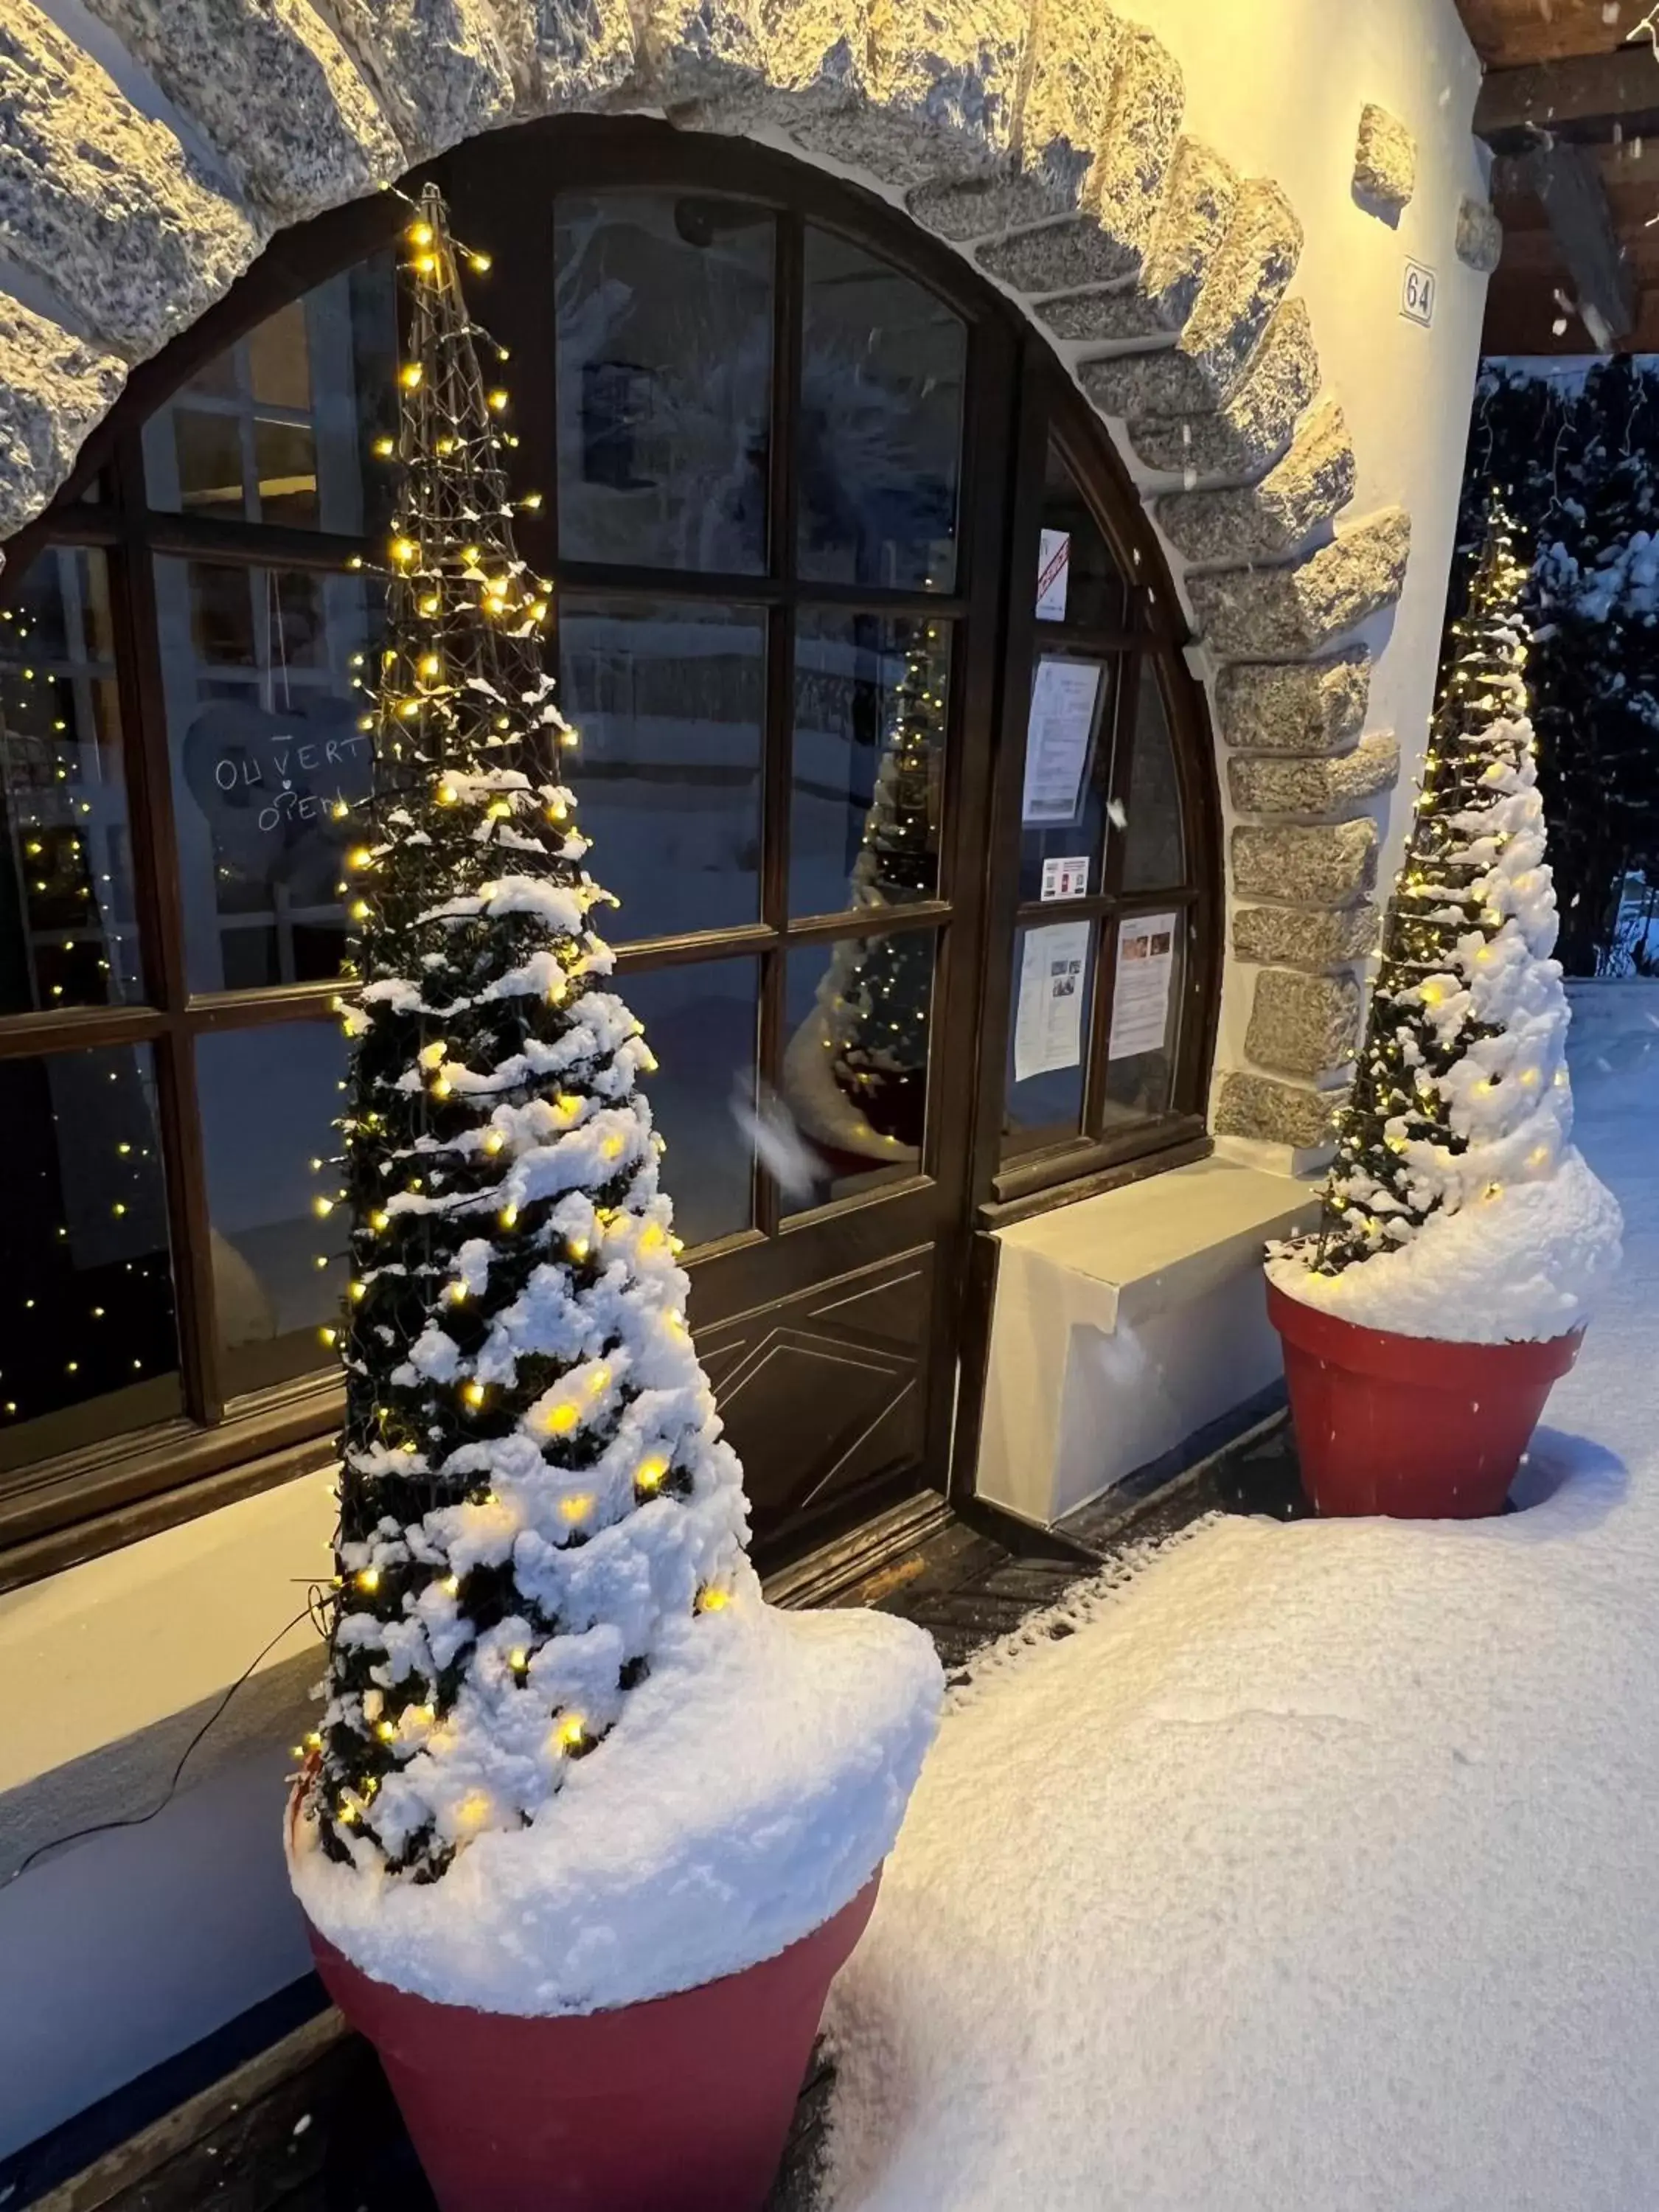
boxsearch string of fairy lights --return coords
[1314,501,1557,1272]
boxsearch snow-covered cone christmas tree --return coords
[285,196,939,2203]
[1266,501,1621,1517]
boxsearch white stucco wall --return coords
[0,0,1496,2166]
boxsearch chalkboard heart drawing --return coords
[181,695,376,905]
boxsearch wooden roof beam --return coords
[1475,46,1659,147]
[1503,141,1639,347]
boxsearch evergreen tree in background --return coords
[818,625,945,1149]
[1311,502,1572,1275]
[300,186,745,1884]
[1457,359,1659,971]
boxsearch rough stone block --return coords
[1228,731,1399,818]
[522,0,651,111]
[1231,818,1377,906]
[1156,398,1354,566]
[1077,178,1300,418]
[1125,296,1317,477]
[1215,1070,1345,1150]
[1040,136,1235,341]
[323,0,517,160]
[793,0,1029,184]
[0,302,126,540]
[1217,652,1370,755]
[906,2,1121,235]
[973,19,1183,288]
[73,0,402,221]
[1188,508,1412,661]
[1245,966,1362,1077]
[0,0,264,361]
[1232,902,1380,972]
[1354,101,1416,214]
[1456,195,1503,274]
[647,0,857,130]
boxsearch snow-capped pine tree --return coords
[816,627,945,1148]
[1306,500,1578,1276]
[299,185,745,1884]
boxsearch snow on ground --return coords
[824,983,1659,2212]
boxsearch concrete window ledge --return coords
[976,1155,1318,1529]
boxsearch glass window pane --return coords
[1103,911,1183,1127]
[0,549,143,1014]
[1035,445,1130,631]
[141,257,397,537]
[252,417,319,529]
[554,192,774,574]
[155,556,378,995]
[620,959,758,1250]
[1120,669,1185,892]
[0,1046,181,1472]
[198,1022,349,1399]
[172,408,246,519]
[792,612,949,919]
[780,928,935,1212]
[560,600,764,942]
[1016,655,1116,905]
[1003,919,1097,1158]
[799,227,966,593]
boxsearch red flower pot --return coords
[1267,1279,1585,1519]
[303,1871,880,2212]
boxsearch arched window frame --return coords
[0,116,1220,1581]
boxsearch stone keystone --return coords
[1232,818,1377,907]
[1155,399,1355,566]
[1187,509,1412,661]
[1126,296,1317,477]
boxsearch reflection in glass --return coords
[554,192,774,573]
[0,549,142,1015]
[1003,919,1096,1156]
[1016,655,1116,905]
[1035,445,1130,631]
[781,928,935,1213]
[142,257,397,537]
[1120,670,1184,892]
[1104,912,1183,1126]
[792,613,949,919]
[198,1023,349,1398]
[799,227,966,593]
[560,601,764,941]
[154,556,378,994]
[619,959,758,1250]
[0,1046,181,1472]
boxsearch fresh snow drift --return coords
[291,1582,940,2016]
[823,985,1659,2212]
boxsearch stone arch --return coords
[0,0,1418,1145]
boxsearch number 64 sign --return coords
[1401,260,1436,328]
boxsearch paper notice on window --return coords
[1013,920,1091,1084]
[1107,912,1178,1061]
[1036,528,1071,619]
[1040,854,1089,901]
[1021,658,1102,827]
